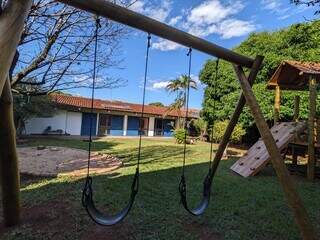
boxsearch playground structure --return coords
[0,1,316,239]
[231,121,307,177]
[232,61,320,180]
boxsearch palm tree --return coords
[165,75,197,128]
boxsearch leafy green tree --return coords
[191,118,208,141]
[166,75,197,127]
[13,94,56,136]
[200,20,320,134]
[210,120,246,143]
[149,102,165,107]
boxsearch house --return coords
[25,94,200,137]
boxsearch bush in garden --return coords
[173,128,187,144]
[210,120,245,143]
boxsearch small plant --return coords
[192,118,208,141]
[173,128,187,144]
[210,120,245,143]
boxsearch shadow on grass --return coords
[23,137,121,152]
[113,144,191,167]
[1,160,320,240]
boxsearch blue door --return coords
[81,113,97,136]
[127,116,140,136]
[110,115,124,136]
[163,119,175,136]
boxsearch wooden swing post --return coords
[274,85,281,124]
[0,79,21,226]
[293,95,300,122]
[233,65,315,240]
[307,77,317,181]
[210,55,264,174]
[0,0,32,226]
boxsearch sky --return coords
[68,0,316,109]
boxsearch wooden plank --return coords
[231,122,306,177]
[307,77,317,181]
[56,0,255,68]
[233,65,315,240]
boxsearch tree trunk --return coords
[0,79,20,226]
[0,0,32,95]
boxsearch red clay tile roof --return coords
[51,94,200,118]
[267,60,320,90]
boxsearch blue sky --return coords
[69,0,316,109]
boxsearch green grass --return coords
[1,137,320,240]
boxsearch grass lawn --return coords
[1,137,319,240]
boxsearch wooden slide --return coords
[231,122,307,177]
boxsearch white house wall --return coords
[65,112,82,135]
[25,110,67,134]
[25,111,82,135]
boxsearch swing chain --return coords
[136,33,151,179]
[208,59,219,169]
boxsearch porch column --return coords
[148,117,155,136]
[123,115,128,136]
[96,113,100,135]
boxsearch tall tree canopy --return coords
[200,20,320,130]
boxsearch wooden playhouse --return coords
[231,60,320,180]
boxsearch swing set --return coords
[1,0,316,239]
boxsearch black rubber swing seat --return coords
[82,169,139,226]
[178,171,213,216]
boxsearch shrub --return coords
[210,120,245,143]
[173,128,187,144]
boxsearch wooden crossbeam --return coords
[56,0,255,68]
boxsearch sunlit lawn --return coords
[1,137,320,240]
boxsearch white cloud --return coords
[151,0,256,51]
[152,81,170,89]
[261,0,281,11]
[129,0,172,22]
[168,16,182,26]
[187,0,244,25]
[217,19,256,39]
[260,0,307,20]
[152,39,182,51]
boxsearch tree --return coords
[291,0,320,14]
[200,20,320,134]
[192,118,207,141]
[13,93,56,136]
[165,75,197,127]
[10,0,137,96]
[149,102,165,107]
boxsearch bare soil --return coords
[17,147,122,177]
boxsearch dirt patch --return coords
[80,221,134,240]
[0,197,76,239]
[18,147,122,177]
[184,221,223,240]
